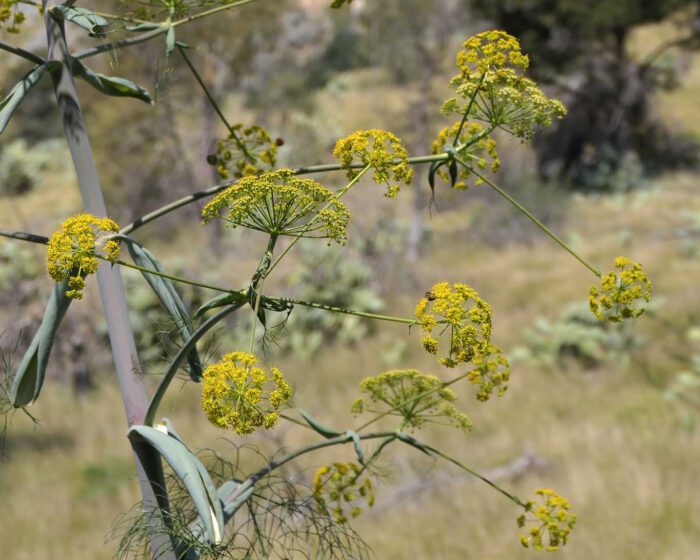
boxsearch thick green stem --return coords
[460,160,601,277]
[248,234,277,353]
[42,3,176,557]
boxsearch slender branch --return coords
[453,71,486,144]
[269,296,416,326]
[177,45,232,133]
[98,254,232,294]
[145,303,243,426]
[416,442,529,509]
[118,153,450,237]
[177,44,251,159]
[0,40,46,64]
[216,430,395,525]
[0,230,49,244]
[460,160,601,277]
[73,0,258,60]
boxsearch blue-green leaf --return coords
[298,409,344,439]
[10,279,72,407]
[165,26,176,58]
[53,6,108,38]
[0,62,59,135]
[397,432,433,456]
[193,292,246,321]
[128,425,224,546]
[126,22,162,32]
[122,237,202,380]
[70,58,152,104]
[345,430,365,465]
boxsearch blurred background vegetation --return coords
[2,0,700,558]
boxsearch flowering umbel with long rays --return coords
[201,168,350,243]
[3,11,664,555]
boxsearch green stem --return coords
[145,303,243,426]
[2,154,451,243]
[453,71,487,144]
[0,41,46,64]
[264,164,372,278]
[73,0,258,60]
[270,296,416,326]
[248,234,277,353]
[177,44,252,161]
[0,230,49,244]
[96,254,232,293]
[215,429,395,525]
[117,153,448,237]
[459,159,601,277]
[417,442,529,509]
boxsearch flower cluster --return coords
[517,489,576,551]
[416,282,493,368]
[333,129,413,198]
[0,0,25,33]
[313,462,374,524]
[201,351,292,435]
[441,30,566,142]
[201,169,350,243]
[432,122,500,189]
[207,124,281,180]
[589,257,652,322]
[468,345,510,401]
[351,369,472,432]
[46,213,120,299]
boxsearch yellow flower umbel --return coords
[0,0,26,33]
[589,256,652,322]
[201,169,350,243]
[432,122,500,189]
[201,351,292,435]
[333,129,413,198]
[207,124,280,180]
[46,213,120,299]
[468,344,510,401]
[442,30,566,142]
[313,462,374,524]
[517,489,576,551]
[351,369,471,431]
[416,282,493,368]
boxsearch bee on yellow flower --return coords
[415,282,494,368]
